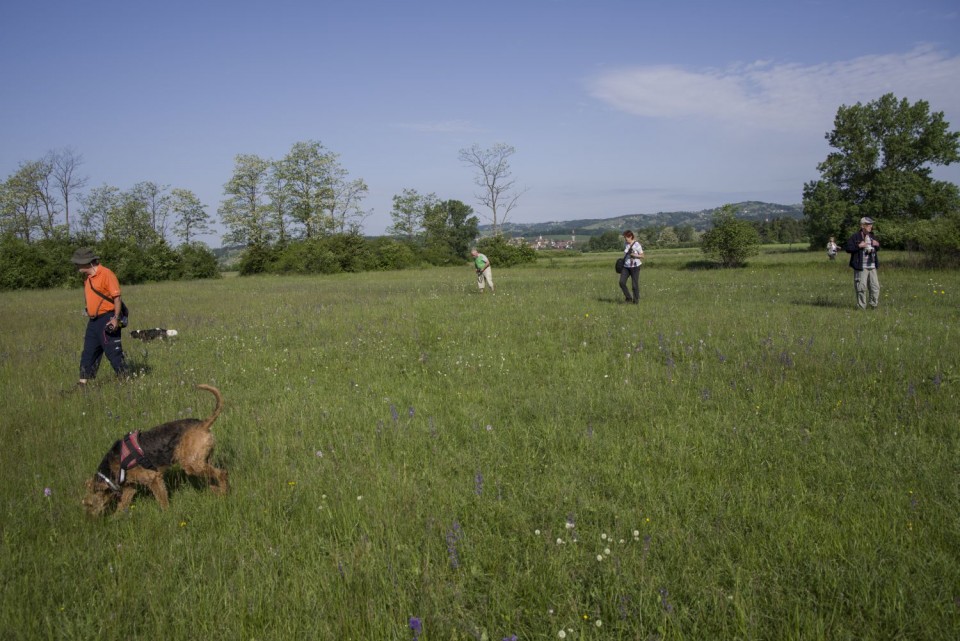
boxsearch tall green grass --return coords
[1,248,957,640]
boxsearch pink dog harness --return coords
[118,431,153,483]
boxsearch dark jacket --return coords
[845,230,879,270]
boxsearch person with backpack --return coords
[618,230,644,304]
[71,247,129,385]
[826,236,839,260]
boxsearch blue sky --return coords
[2,0,959,245]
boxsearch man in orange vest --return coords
[71,247,129,385]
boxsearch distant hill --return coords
[480,201,804,236]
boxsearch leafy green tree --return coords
[79,184,121,240]
[219,154,272,247]
[276,141,339,238]
[170,188,213,245]
[105,192,161,248]
[422,199,478,264]
[129,181,171,239]
[387,188,436,242]
[803,93,960,248]
[0,159,62,241]
[586,230,623,252]
[700,205,760,267]
[329,174,369,234]
[675,224,696,243]
[656,226,679,248]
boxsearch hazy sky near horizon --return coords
[2,0,959,244]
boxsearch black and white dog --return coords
[129,328,179,341]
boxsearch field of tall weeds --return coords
[1,248,957,640]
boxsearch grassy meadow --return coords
[1,247,958,640]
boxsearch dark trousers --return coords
[619,266,640,302]
[80,314,128,379]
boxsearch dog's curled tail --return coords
[196,384,223,431]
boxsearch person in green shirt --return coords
[471,249,494,294]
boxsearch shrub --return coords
[700,206,761,267]
[273,240,342,275]
[476,235,537,267]
[0,235,76,290]
[365,238,421,271]
[238,244,277,276]
[176,243,220,279]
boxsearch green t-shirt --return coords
[474,253,489,270]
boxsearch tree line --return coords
[2,92,957,289]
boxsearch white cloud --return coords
[588,46,960,132]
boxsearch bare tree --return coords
[50,147,87,235]
[458,143,528,235]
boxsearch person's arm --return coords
[108,295,122,329]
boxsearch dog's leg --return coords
[115,486,138,514]
[147,473,171,509]
[182,460,230,495]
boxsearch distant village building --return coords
[530,233,577,250]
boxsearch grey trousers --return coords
[854,268,879,309]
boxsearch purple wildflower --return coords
[446,521,462,569]
[408,406,415,418]
[503,636,518,641]
[409,616,423,640]
[659,587,674,613]
[390,404,399,423]
[474,470,484,496]
[43,487,52,497]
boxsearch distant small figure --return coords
[471,249,494,294]
[618,230,644,304]
[845,217,880,309]
[826,236,838,260]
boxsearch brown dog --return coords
[82,384,228,516]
